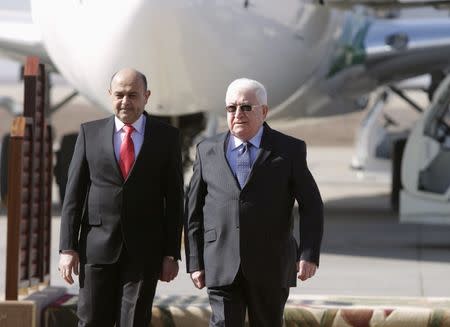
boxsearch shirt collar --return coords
[230,125,264,151]
[114,114,145,134]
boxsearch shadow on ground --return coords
[3,194,450,264]
[317,194,450,263]
[0,203,61,216]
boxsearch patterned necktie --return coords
[119,124,135,179]
[236,142,251,188]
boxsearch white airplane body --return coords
[0,0,447,120]
[30,0,347,117]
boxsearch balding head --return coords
[108,68,151,124]
[110,68,148,92]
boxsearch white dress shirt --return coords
[114,114,146,162]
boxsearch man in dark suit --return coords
[58,68,183,326]
[185,78,323,327]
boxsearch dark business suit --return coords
[185,123,323,326]
[60,112,183,326]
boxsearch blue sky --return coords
[1,0,30,11]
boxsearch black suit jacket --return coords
[60,112,183,273]
[185,123,323,288]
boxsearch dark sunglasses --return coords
[225,104,261,113]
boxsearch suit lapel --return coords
[242,123,273,190]
[253,123,273,166]
[214,132,241,192]
[101,115,123,182]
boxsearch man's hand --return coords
[58,250,79,285]
[160,256,179,282]
[190,270,205,289]
[296,260,317,281]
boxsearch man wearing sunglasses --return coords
[185,78,323,327]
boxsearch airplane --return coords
[399,73,450,224]
[0,0,450,223]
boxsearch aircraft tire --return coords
[391,138,407,212]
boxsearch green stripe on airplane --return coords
[327,15,371,77]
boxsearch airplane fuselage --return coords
[30,0,450,120]
[31,0,353,118]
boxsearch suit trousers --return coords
[77,248,158,327]
[207,268,289,327]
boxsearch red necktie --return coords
[119,124,135,179]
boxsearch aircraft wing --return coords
[317,0,450,9]
[0,9,55,70]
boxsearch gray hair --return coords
[225,78,267,105]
